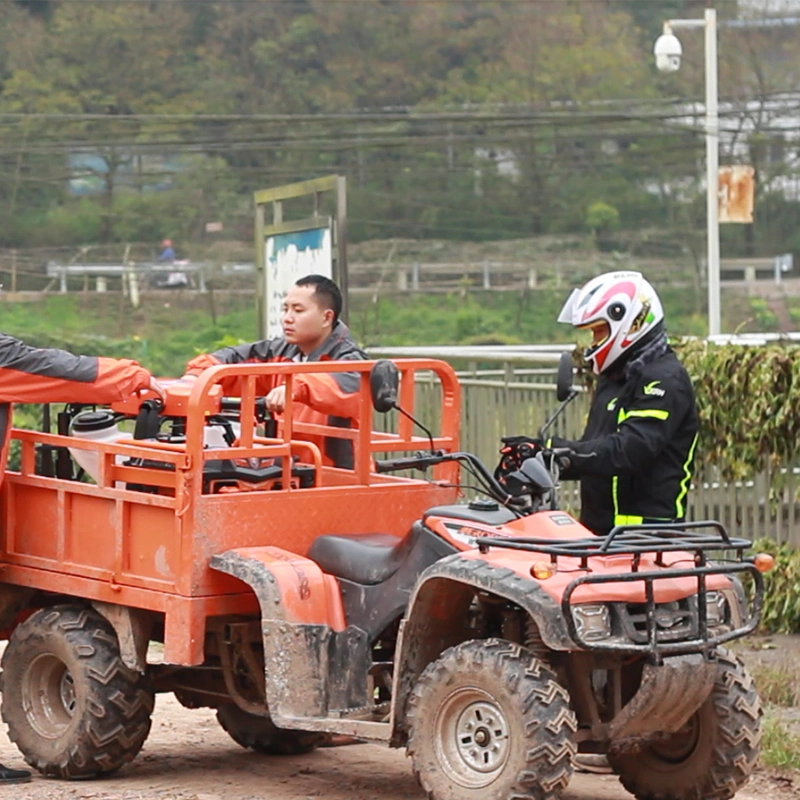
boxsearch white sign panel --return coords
[264,226,332,340]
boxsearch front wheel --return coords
[609,648,761,800]
[1,605,154,778]
[407,638,576,800]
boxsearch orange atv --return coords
[0,356,769,800]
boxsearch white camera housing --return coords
[654,33,682,73]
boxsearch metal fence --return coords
[392,361,800,548]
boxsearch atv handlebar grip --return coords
[374,453,447,473]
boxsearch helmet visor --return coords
[557,289,580,324]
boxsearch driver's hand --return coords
[148,377,166,402]
[265,384,286,413]
[543,449,572,471]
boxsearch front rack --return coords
[475,520,753,571]
[562,561,763,663]
[475,520,763,663]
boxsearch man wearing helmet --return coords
[548,270,699,537]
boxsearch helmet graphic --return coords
[557,271,664,374]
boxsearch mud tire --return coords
[0,605,154,779]
[608,648,761,800]
[216,704,326,755]
[407,638,576,800]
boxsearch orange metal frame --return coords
[0,359,461,665]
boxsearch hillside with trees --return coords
[0,0,798,262]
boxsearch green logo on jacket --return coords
[643,380,666,397]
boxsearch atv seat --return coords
[308,527,421,585]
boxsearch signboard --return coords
[254,176,348,340]
[719,165,755,224]
[264,225,332,339]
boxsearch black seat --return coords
[308,528,421,585]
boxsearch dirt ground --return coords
[0,695,795,800]
[0,637,797,800]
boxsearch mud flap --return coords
[210,548,370,722]
[609,654,716,748]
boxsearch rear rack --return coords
[475,521,763,664]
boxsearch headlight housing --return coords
[572,604,612,642]
[704,591,728,628]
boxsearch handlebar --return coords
[374,450,528,510]
[374,451,452,473]
[220,397,269,418]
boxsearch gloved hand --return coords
[495,436,543,483]
[543,449,573,472]
[500,434,543,448]
[541,437,579,476]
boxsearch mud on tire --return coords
[608,648,761,800]
[407,638,577,800]
[0,604,155,779]
[216,704,327,755]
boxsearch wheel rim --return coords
[22,653,77,739]
[649,714,701,764]
[434,687,511,789]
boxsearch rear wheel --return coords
[1,605,154,778]
[407,638,576,800]
[608,648,761,800]
[216,705,326,755]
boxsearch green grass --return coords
[748,657,800,774]
[762,715,800,772]
[751,663,800,708]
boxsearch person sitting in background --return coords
[184,274,366,469]
[157,239,175,263]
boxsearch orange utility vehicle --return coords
[0,357,768,800]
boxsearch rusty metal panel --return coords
[719,165,754,223]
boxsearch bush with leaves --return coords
[747,539,800,634]
[674,339,800,481]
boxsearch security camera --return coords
[654,32,682,73]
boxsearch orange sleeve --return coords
[184,353,222,376]
[0,330,154,404]
[292,373,361,421]
[0,358,152,405]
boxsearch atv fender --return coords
[390,554,574,742]
[210,547,370,722]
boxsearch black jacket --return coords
[552,347,699,536]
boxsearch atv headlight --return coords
[705,591,728,627]
[572,604,612,642]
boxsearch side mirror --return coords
[370,360,400,413]
[505,456,554,497]
[556,352,574,403]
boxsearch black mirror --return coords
[556,352,574,403]
[519,457,555,491]
[504,456,554,497]
[370,360,400,413]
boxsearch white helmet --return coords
[558,271,664,374]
